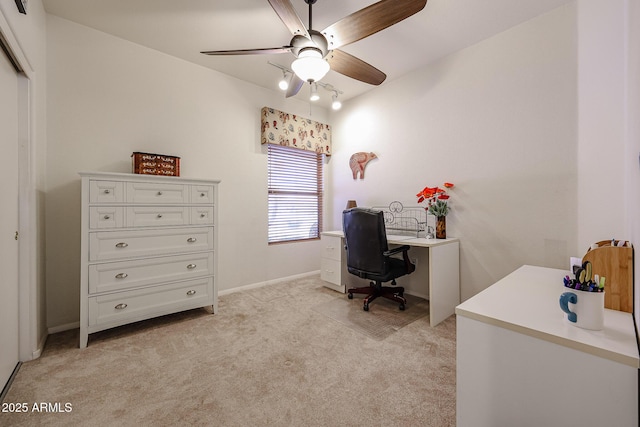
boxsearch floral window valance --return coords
[261,107,331,155]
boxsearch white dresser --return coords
[79,172,220,348]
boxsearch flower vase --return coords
[436,216,446,239]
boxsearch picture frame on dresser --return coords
[78,172,220,348]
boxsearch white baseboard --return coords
[218,270,320,296]
[48,321,79,335]
[32,332,48,359]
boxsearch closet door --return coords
[0,41,20,391]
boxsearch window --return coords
[268,144,323,244]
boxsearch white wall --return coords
[576,0,626,250]
[45,15,329,329]
[624,0,640,331]
[576,0,638,325]
[329,4,578,301]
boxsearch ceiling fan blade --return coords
[326,49,386,85]
[321,0,427,50]
[286,73,304,97]
[267,0,310,39]
[201,46,293,56]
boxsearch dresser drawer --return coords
[191,206,214,225]
[89,227,213,261]
[126,182,188,204]
[321,258,341,285]
[89,207,124,229]
[90,180,124,203]
[88,277,213,327]
[88,252,214,294]
[321,236,343,261]
[126,206,189,227]
[191,185,215,204]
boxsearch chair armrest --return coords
[383,245,411,257]
[384,245,416,274]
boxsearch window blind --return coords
[268,144,323,244]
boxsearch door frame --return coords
[0,9,39,361]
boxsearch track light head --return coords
[331,92,342,110]
[278,71,289,91]
[309,83,320,102]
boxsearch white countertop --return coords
[455,265,639,367]
[322,230,459,248]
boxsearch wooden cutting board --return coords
[582,240,633,313]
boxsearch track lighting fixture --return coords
[309,83,320,102]
[331,92,342,110]
[268,62,344,107]
[278,71,289,91]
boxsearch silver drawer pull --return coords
[200,213,205,218]
[157,214,163,218]
[115,242,128,248]
[157,191,163,196]
[187,237,197,243]
[186,290,196,296]
[200,192,205,197]
[115,303,128,310]
[187,264,196,269]
[103,215,111,220]
[115,273,128,279]
[104,189,111,194]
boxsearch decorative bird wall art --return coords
[349,152,377,180]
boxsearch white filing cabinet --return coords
[320,233,346,293]
[79,172,220,348]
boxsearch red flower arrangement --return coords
[417,182,455,238]
[416,182,454,205]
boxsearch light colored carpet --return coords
[312,293,430,341]
[0,275,456,426]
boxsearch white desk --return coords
[320,231,459,327]
[455,265,639,427]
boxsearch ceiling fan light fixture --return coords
[292,48,330,83]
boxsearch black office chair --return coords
[343,207,415,311]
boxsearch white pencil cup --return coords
[559,290,604,331]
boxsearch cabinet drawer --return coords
[90,180,124,203]
[89,207,124,229]
[191,206,214,225]
[88,277,213,327]
[320,258,341,285]
[126,182,188,204]
[321,236,342,261]
[126,206,189,227]
[191,185,214,204]
[89,227,213,261]
[89,252,214,294]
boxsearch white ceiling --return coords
[42,0,574,108]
